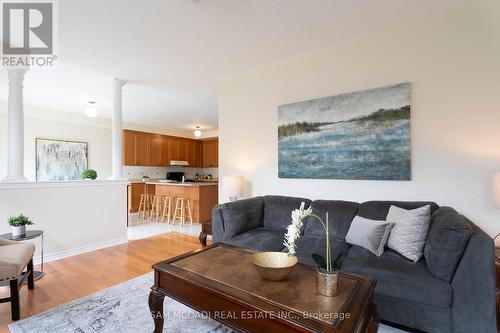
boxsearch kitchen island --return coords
[146,182,218,223]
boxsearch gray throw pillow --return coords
[345,216,394,256]
[386,205,431,262]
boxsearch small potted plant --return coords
[284,202,344,296]
[7,214,34,238]
[81,169,97,180]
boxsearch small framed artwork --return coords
[36,138,88,181]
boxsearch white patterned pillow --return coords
[386,205,431,262]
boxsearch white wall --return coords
[0,181,128,263]
[0,108,112,181]
[218,2,500,236]
[0,103,219,181]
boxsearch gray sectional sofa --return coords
[212,195,496,333]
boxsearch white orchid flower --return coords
[284,201,310,256]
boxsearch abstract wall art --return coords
[36,138,88,181]
[278,82,411,180]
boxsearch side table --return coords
[0,230,44,285]
[199,220,212,247]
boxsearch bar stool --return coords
[149,196,163,222]
[160,197,173,224]
[172,198,193,227]
[138,194,152,219]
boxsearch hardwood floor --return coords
[0,232,204,332]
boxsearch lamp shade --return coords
[494,172,500,209]
[223,175,243,201]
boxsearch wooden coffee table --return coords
[149,243,378,333]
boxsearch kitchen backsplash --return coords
[124,166,218,180]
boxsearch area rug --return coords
[9,272,406,333]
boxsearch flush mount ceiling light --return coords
[194,126,202,138]
[85,101,98,118]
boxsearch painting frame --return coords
[35,138,89,181]
[278,82,411,181]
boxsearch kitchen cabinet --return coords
[123,131,136,166]
[168,136,181,161]
[188,140,202,167]
[123,129,216,168]
[148,134,162,166]
[122,130,151,166]
[128,183,145,212]
[202,139,218,167]
[135,132,149,166]
[160,136,170,166]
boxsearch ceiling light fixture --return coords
[194,126,202,138]
[86,101,98,118]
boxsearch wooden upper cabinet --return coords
[187,140,201,167]
[135,132,149,166]
[148,134,162,166]
[160,136,170,166]
[202,139,218,167]
[179,139,189,161]
[123,130,136,166]
[123,129,214,168]
[168,137,181,161]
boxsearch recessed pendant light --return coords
[86,101,98,118]
[194,126,202,138]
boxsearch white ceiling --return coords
[0,0,461,132]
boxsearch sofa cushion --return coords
[221,197,264,238]
[345,216,394,256]
[358,201,439,220]
[386,205,431,262]
[293,235,351,266]
[224,227,286,252]
[424,207,472,282]
[0,241,35,281]
[263,195,311,232]
[342,245,452,308]
[304,200,359,240]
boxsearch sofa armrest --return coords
[211,197,265,242]
[451,226,496,333]
[212,207,225,242]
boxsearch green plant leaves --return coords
[312,253,327,269]
[7,214,34,227]
[332,253,345,271]
[81,169,97,180]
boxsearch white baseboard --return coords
[33,237,129,265]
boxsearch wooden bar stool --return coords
[160,197,173,224]
[172,198,193,227]
[149,196,162,222]
[138,194,152,219]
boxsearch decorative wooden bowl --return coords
[250,252,298,281]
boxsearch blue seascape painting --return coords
[278,83,411,180]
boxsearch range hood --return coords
[170,160,189,167]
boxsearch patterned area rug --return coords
[9,272,406,333]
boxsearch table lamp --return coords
[223,175,243,202]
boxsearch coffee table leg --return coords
[199,231,208,247]
[365,302,379,333]
[149,287,166,333]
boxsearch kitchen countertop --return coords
[128,179,218,185]
[145,181,218,187]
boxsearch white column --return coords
[109,78,126,180]
[2,69,28,182]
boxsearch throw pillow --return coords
[386,205,431,262]
[345,216,394,256]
